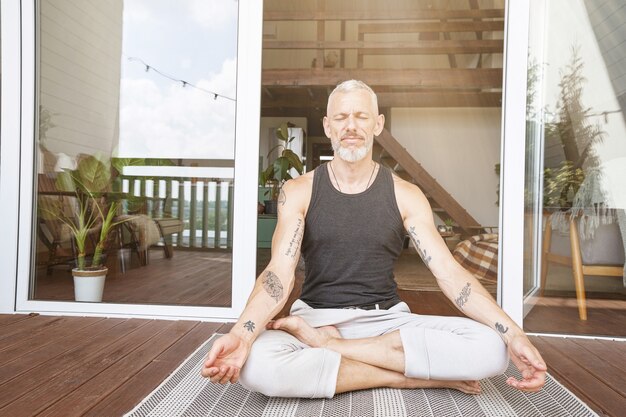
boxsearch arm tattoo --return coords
[243,320,255,332]
[408,226,432,268]
[285,218,304,259]
[262,271,284,303]
[455,282,472,309]
[495,322,509,334]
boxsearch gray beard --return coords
[332,140,372,162]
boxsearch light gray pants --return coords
[239,300,509,398]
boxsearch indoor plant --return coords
[52,155,130,302]
[259,122,304,214]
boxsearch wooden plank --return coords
[0,320,173,417]
[0,318,143,406]
[530,336,625,417]
[83,322,225,417]
[0,314,63,343]
[262,68,502,88]
[539,336,626,397]
[358,21,504,34]
[263,40,503,55]
[0,314,35,327]
[0,316,103,365]
[375,128,481,231]
[36,321,199,417]
[263,92,501,109]
[264,9,505,21]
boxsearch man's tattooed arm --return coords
[408,226,432,268]
[243,320,256,332]
[495,322,509,335]
[262,271,284,303]
[284,218,304,259]
[455,282,472,309]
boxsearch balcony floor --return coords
[11,248,626,416]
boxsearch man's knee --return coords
[472,326,509,379]
[238,332,298,396]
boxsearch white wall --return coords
[39,0,123,167]
[391,107,502,227]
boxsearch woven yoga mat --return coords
[125,334,598,417]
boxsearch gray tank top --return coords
[300,162,405,308]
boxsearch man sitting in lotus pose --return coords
[201,80,546,398]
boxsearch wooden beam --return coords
[358,21,504,34]
[264,9,505,21]
[263,40,503,55]
[377,91,501,107]
[262,92,502,108]
[262,68,502,89]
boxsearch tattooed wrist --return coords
[455,282,472,309]
[243,320,256,332]
[262,271,284,303]
[495,322,509,334]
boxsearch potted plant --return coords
[52,155,130,302]
[259,122,304,214]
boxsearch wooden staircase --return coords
[374,128,482,235]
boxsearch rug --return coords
[125,335,598,417]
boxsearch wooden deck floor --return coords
[0,312,624,417]
[16,248,626,415]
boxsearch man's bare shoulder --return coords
[279,170,315,215]
[391,173,431,219]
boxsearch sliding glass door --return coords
[14,0,262,319]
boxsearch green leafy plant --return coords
[259,122,304,200]
[49,155,131,270]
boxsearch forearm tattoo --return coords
[455,282,472,309]
[243,320,255,332]
[262,270,284,303]
[285,218,303,259]
[495,322,509,334]
[408,226,432,268]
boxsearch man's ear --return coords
[373,114,385,136]
[322,116,331,138]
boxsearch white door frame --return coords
[1,0,263,320]
[499,0,531,327]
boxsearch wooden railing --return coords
[118,176,234,249]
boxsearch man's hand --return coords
[506,335,547,392]
[201,333,251,384]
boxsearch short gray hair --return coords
[327,80,379,114]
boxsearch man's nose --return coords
[345,114,357,130]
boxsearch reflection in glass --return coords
[259,1,505,309]
[33,0,238,306]
[524,0,626,337]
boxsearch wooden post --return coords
[540,214,552,296]
[569,216,587,320]
[215,180,222,248]
[202,180,209,248]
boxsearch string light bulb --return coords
[125,55,236,102]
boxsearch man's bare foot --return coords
[267,316,341,348]
[402,378,482,395]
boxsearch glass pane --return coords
[33,0,238,306]
[260,0,505,313]
[524,0,626,337]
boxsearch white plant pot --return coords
[72,267,108,302]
